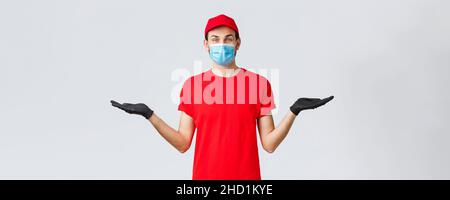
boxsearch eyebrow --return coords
[209,34,235,38]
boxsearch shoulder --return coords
[240,68,271,84]
[181,70,211,86]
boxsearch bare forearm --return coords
[148,114,188,152]
[263,112,297,152]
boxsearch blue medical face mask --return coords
[208,43,236,66]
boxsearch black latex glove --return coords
[290,96,334,115]
[110,100,154,119]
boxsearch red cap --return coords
[204,14,239,38]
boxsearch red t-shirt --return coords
[178,68,276,180]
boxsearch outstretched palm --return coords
[290,96,334,115]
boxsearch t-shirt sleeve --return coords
[257,78,276,118]
[177,79,194,118]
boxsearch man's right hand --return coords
[110,100,154,119]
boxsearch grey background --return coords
[1,0,449,179]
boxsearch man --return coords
[111,14,333,180]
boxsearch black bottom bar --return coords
[0,180,448,198]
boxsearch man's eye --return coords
[225,38,234,43]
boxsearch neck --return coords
[212,61,240,77]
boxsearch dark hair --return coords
[205,31,240,41]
